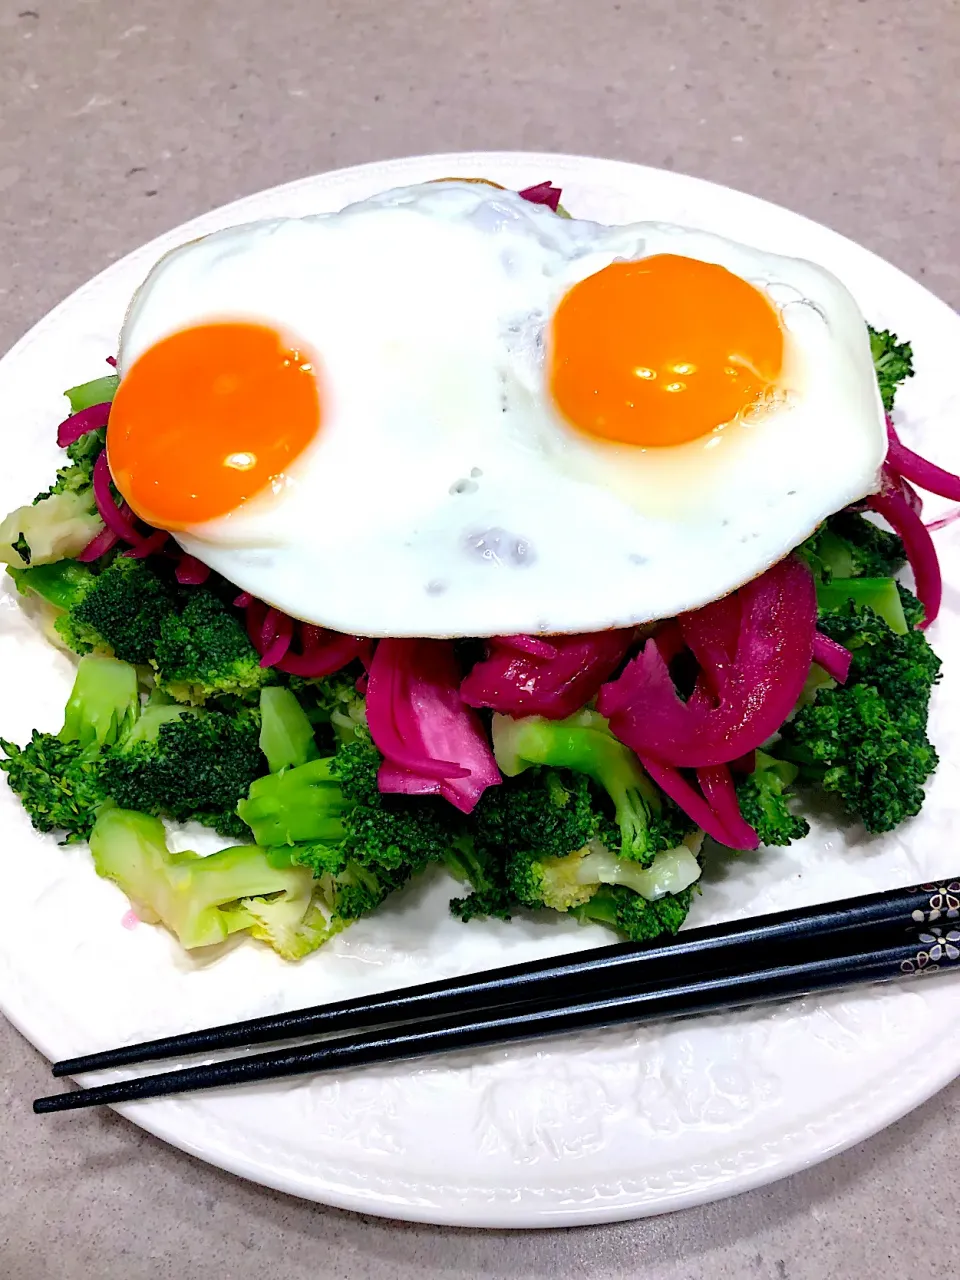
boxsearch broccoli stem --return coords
[816,578,908,635]
[89,807,315,949]
[65,374,119,413]
[237,756,350,846]
[259,687,319,773]
[60,654,141,749]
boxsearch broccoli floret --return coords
[102,703,265,839]
[445,835,515,922]
[816,588,941,730]
[491,709,694,864]
[286,842,422,935]
[89,808,316,951]
[258,686,319,773]
[780,587,940,832]
[0,732,108,842]
[34,429,105,503]
[56,556,176,663]
[152,589,270,705]
[571,884,694,943]
[798,511,906,583]
[0,653,141,841]
[736,750,810,847]
[60,654,140,749]
[239,733,456,871]
[238,755,350,847]
[816,577,908,635]
[868,325,914,412]
[780,684,937,833]
[0,489,102,568]
[238,734,460,935]
[507,838,703,913]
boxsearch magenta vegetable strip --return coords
[56,401,112,449]
[461,629,635,720]
[259,608,295,668]
[812,632,852,684]
[886,417,960,501]
[696,764,759,850]
[517,181,563,212]
[639,755,743,848]
[175,554,212,585]
[76,524,120,562]
[868,489,942,628]
[370,639,501,813]
[599,557,817,768]
[92,450,141,543]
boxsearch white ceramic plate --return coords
[1,152,960,1229]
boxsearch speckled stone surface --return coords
[1,1,959,1275]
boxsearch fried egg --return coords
[108,181,886,636]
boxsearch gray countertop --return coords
[2,1,959,1275]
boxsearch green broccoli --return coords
[258,686,319,773]
[0,732,107,842]
[102,702,265,839]
[571,884,694,942]
[284,842,422,940]
[798,511,906,583]
[868,325,914,412]
[239,733,459,871]
[60,653,140,749]
[491,709,694,865]
[780,587,940,832]
[0,653,142,841]
[506,836,703,914]
[89,808,317,952]
[64,374,118,413]
[0,489,102,568]
[816,577,908,635]
[736,751,810,847]
[152,588,271,705]
[51,556,175,663]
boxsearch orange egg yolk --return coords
[107,322,322,530]
[549,253,784,448]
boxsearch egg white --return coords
[118,182,886,637]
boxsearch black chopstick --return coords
[34,927,960,1113]
[52,880,951,1078]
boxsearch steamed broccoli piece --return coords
[89,808,315,951]
[507,838,702,913]
[798,511,906,583]
[64,374,118,413]
[780,684,937,833]
[239,733,458,875]
[238,756,350,847]
[0,489,102,568]
[779,587,940,832]
[0,732,107,842]
[816,587,941,730]
[53,556,176,663]
[571,884,694,942]
[491,709,694,864]
[286,842,423,936]
[102,703,265,839]
[0,653,141,841]
[736,751,810,847]
[34,428,105,503]
[445,835,514,922]
[152,589,270,705]
[816,577,908,635]
[60,654,140,749]
[868,325,914,412]
[259,687,319,773]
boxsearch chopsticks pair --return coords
[33,879,960,1113]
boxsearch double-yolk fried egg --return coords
[108,181,886,636]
